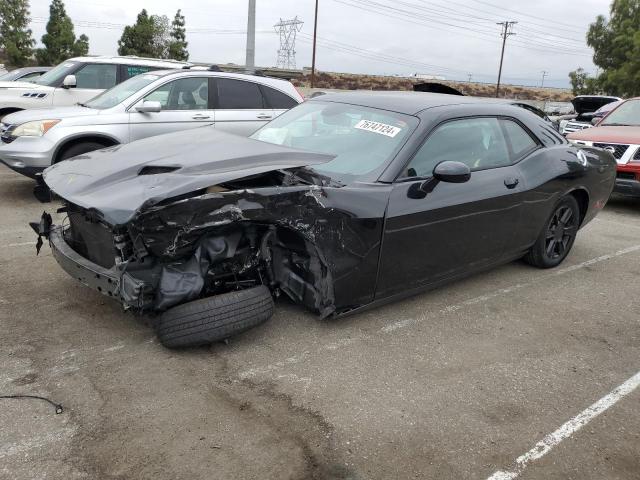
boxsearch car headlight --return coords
[12,119,60,137]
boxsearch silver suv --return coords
[0,68,303,178]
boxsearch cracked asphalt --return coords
[1,164,639,480]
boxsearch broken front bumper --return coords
[48,225,120,298]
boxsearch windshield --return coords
[33,61,78,86]
[85,74,161,109]
[251,101,418,183]
[601,99,640,127]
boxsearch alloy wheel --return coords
[544,205,577,260]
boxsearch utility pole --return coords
[495,20,517,98]
[467,73,472,82]
[311,0,319,88]
[245,0,256,71]
[540,70,548,88]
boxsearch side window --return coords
[144,77,208,111]
[501,119,538,158]
[261,85,298,109]
[74,64,117,89]
[405,117,510,177]
[216,78,265,109]
[21,72,44,80]
[123,65,157,80]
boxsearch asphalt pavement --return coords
[1,164,638,480]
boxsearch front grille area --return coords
[594,143,629,160]
[66,209,116,268]
[617,172,637,181]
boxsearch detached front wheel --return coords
[524,195,580,269]
[155,285,274,348]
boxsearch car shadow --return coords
[0,167,39,203]
[606,194,640,215]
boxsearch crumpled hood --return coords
[44,126,335,226]
[3,106,100,125]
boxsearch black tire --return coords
[57,142,107,162]
[155,285,274,348]
[524,195,580,269]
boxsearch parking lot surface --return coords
[1,164,639,480]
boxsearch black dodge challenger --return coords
[34,92,616,347]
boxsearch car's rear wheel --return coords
[57,141,108,162]
[524,195,580,268]
[155,285,274,348]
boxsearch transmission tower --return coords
[274,17,303,69]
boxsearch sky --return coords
[28,0,611,88]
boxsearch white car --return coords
[0,56,190,120]
[0,68,303,179]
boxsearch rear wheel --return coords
[524,195,580,268]
[57,141,108,162]
[155,285,274,348]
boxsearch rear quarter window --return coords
[261,85,298,109]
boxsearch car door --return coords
[376,116,532,299]
[212,77,274,136]
[52,63,118,106]
[128,76,214,142]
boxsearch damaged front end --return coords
[35,169,378,319]
[34,128,387,320]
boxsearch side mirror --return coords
[407,161,471,199]
[62,75,76,89]
[591,117,600,126]
[433,161,471,183]
[135,100,162,113]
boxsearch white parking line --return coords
[487,371,640,480]
[239,244,640,379]
[7,241,36,247]
[382,244,640,333]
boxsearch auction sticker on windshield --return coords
[354,120,402,138]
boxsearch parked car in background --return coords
[33,92,615,347]
[0,56,190,120]
[560,95,621,135]
[568,97,640,197]
[0,67,52,82]
[0,68,303,179]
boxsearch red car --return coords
[567,97,640,197]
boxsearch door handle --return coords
[504,177,519,189]
[192,115,210,120]
[256,114,272,120]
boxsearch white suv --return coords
[0,56,190,120]
[0,68,303,179]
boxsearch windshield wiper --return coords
[77,102,90,108]
[602,123,633,126]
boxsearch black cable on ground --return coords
[0,395,64,414]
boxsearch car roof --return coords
[143,68,296,89]
[65,56,190,68]
[312,91,533,115]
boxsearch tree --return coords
[118,9,170,58]
[586,0,640,97]
[36,0,90,65]
[568,68,600,95]
[0,0,36,67]
[168,9,189,61]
